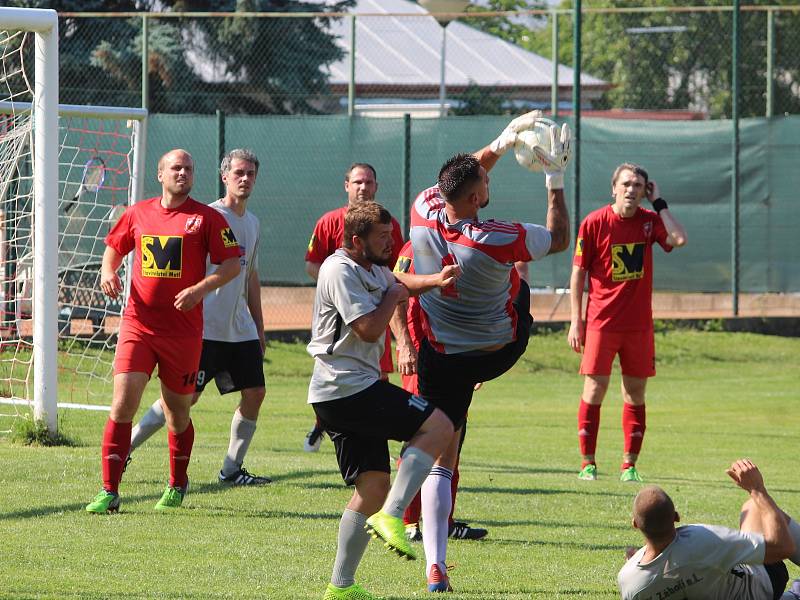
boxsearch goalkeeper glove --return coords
[533,121,573,190]
[489,109,543,156]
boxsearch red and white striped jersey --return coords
[410,185,551,354]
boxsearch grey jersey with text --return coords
[203,200,260,342]
[617,524,772,600]
[307,249,395,403]
[409,185,551,353]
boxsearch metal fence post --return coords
[572,0,581,240]
[216,109,225,199]
[402,113,411,238]
[731,0,740,316]
[141,14,149,110]
[348,14,356,117]
[766,8,775,118]
[551,9,559,118]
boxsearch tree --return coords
[466,0,800,118]
[7,0,354,114]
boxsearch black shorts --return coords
[312,380,435,485]
[195,339,265,395]
[764,561,789,600]
[418,280,532,427]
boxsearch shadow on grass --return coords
[476,516,629,531]
[457,485,633,499]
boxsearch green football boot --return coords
[620,466,644,483]
[365,510,417,560]
[154,484,186,510]
[578,464,598,481]
[85,489,120,514]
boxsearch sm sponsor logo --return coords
[221,227,238,248]
[611,242,645,281]
[394,255,412,274]
[141,235,182,278]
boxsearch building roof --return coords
[325,0,607,98]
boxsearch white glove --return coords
[489,110,543,156]
[533,121,572,190]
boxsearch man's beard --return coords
[364,248,391,266]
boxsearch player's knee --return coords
[424,408,455,438]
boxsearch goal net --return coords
[0,10,147,434]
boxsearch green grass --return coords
[0,330,798,599]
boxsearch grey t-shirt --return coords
[618,524,772,600]
[203,201,260,343]
[307,249,396,403]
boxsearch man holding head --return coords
[86,149,241,513]
[618,459,800,600]
[568,163,688,483]
[303,163,404,452]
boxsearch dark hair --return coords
[437,153,482,202]
[345,163,377,182]
[343,202,392,249]
[612,163,648,187]
[220,148,259,174]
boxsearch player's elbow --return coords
[305,261,320,281]
[670,231,688,248]
[548,231,571,254]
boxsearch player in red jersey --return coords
[85,149,242,514]
[568,163,687,483]
[302,163,405,453]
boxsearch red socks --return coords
[168,420,194,489]
[101,419,132,494]
[577,400,601,462]
[622,403,646,461]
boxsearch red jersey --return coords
[305,204,405,268]
[393,241,424,351]
[574,204,672,332]
[105,196,241,337]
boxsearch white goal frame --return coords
[0,7,59,433]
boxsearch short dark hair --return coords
[612,163,648,187]
[438,153,482,202]
[345,163,377,182]
[343,201,392,249]
[221,148,260,175]
[633,486,676,541]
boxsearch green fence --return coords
[142,113,799,294]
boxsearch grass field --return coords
[1,329,798,599]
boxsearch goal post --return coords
[0,7,59,433]
[1,8,148,436]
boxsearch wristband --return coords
[652,198,668,213]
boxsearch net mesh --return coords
[0,27,141,432]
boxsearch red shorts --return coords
[114,320,203,394]
[380,329,394,374]
[580,328,655,378]
[401,372,419,395]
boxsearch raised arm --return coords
[727,459,796,564]
[393,264,461,297]
[647,180,687,248]
[474,110,545,173]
